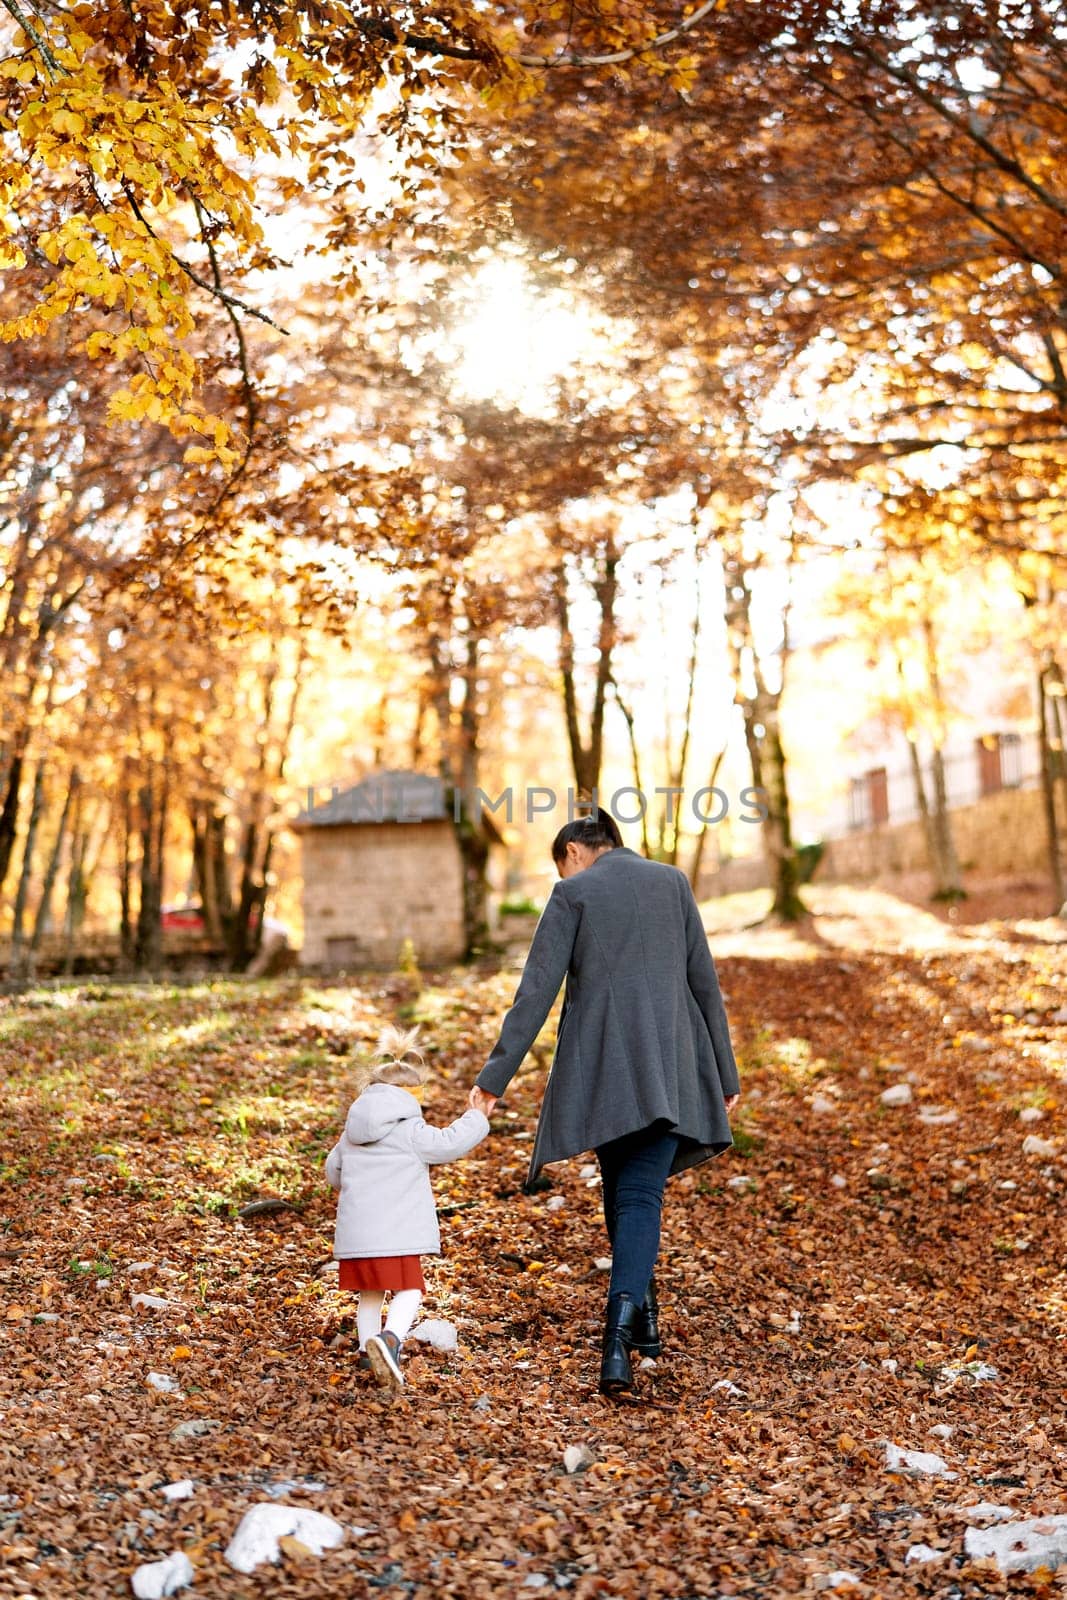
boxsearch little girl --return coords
[325,1025,492,1390]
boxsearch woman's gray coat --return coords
[475,846,740,1186]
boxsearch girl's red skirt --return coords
[337,1255,425,1293]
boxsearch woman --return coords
[470,809,741,1395]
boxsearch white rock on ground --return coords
[1018,1107,1044,1123]
[146,1372,183,1395]
[132,1294,177,1312]
[545,1195,566,1211]
[880,1084,913,1107]
[905,1544,944,1565]
[130,1550,194,1598]
[224,1504,346,1574]
[262,1478,326,1499]
[884,1442,956,1478]
[159,1481,194,1502]
[814,1573,860,1590]
[964,1514,1067,1574]
[169,1420,219,1442]
[918,1106,959,1126]
[955,1503,1016,1524]
[811,1095,837,1115]
[410,1319,458,1353]
[594,1257,612,1271]
[929,1425,953,1439]
[563,1445,596,1475]
[1022,1135,1058,1158]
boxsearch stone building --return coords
[293,769,505,969]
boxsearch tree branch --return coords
[0,0,61,76]
[358,0,725,70]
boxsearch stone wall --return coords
[819,784,1049,882]
[299,819,466,968]
[695,784,1050,899]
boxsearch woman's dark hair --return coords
[551,807,624,863]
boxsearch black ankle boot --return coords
[599,1293,640,1395]
[631,1276,661,1358]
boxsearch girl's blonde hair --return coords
[364,1023,425,1089]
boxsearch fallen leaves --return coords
[0,945,1061,1597]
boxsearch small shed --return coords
[292,769,505,969]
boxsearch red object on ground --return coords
[338,1256,426,1293]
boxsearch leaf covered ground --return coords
[0,893,1065,1598]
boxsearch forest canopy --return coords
[1,0,1065,969]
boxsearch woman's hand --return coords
[724,1093,740,1114]
[469,1085,497,1118]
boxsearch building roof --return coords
[293,770,450,829]
[291,772,506,844]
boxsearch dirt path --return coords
[0,913,1064,1597]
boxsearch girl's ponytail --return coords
[367,1023,425,1088]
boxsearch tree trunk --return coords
[31,767,79,953]
[119,774,135,968]
[0,747,25,901]
[230,641,306,969]
[191,804,231,944]
[920,614,965,902]
[1046,655,1067,878]
[452,626,491,958]
[553,540,618,799]
[688,744,728,890]
[724,550,805,921]
[62,789,90,976]
[134,777,163,972]
[229,663,277,970]
[664,565,702,867]
[1038,657,1067,915]
[609,676,651,857]
[8,760,46,983]
[134,729,166,973]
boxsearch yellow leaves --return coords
[51,108,86,138]
[170,1346,194,1360]
[107,387,160,424]
[0,59,38,85]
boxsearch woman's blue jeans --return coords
[595,1122,679,1307]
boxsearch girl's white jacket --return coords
[325,1083,489,1260]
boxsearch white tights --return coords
[356,1289,422,1350]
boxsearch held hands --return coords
[469,1085,497,1118]
[724,1094,740,1114]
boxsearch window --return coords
[848,767,889,829]
[976,732,1022,796]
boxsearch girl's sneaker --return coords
[367,1330,404,1390]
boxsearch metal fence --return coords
[832,733,1047,839]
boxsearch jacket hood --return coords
[345,1082,421,1145]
